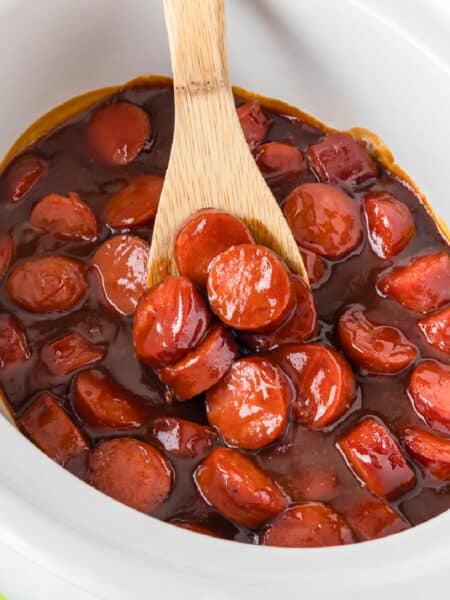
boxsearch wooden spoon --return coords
[147,0,308,287]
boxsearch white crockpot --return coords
[0,1,449,598]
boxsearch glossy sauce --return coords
[0,81,449,543]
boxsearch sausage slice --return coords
[152,417,217,458]
[300,247,329,288]
[346,500,409,541]
[0,233,14,280]
[195,447,287,528]
[237,101,270,150]
[30,192,98,240]
[103,174,163,229]
[174,209,254,287]
[206,356,290,449]
[403,427,450,482]
[417,306,450,354]
[0,314,29,369]
[87,438,172,512]
[408,360,450,434]
[41,332,105,376]
[255,141,305,180]
[3,154,46,202]
[19,392,88,465]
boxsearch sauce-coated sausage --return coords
[237,102,270,150]
[346,500,409,541]
[255,141,305,180]
[3,154,46,202]
[408,360,450,434]
[0,314,29,369]
[30,192,98,240]
[152,417,217,458]
[103,174,163,229]
[0,234,14,280]
[41,332,105,376]
[417,306,450,354]
[403,427,450,482]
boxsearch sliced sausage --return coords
[237,101,270,150]
[133,275,211,367]
[92,234,149,316]
[41,332,105,376]
[156,324,237,401]
[152,417,217,458]
[418,306,450,354]
[362,192,415,259]
[8,256,87,313]
[0,233,14,280]
[377,252,450,314]
[346,500,409,541]
[195,447,287,528]
[240,275,317,351]
[207,244,294,332]
[408,360,450,434]
[174,209,254,287]
[3,154,46,202]
[0,314,30,369]
[271,343,355,429]
[337,305,417,374]
[300,247,329,288]
[337,417,416,500]
[403,427,450,482]
[307,132,378,191]
[103,174,163,229]
[86,102,151,165]
[19,392,88,465]
[262,503,355,548]
[283,183,362,259]
[73,369,149,430]
[170,520,220,538]
[30,192,98,241]
[294,467,340,502]
[206,356,290,450]
[87,438,172,513]
[255,141,305,180]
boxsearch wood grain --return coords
[148,0,308,287]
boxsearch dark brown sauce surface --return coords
[0,82,449,543]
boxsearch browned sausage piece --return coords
[87,438,172,513]
[241,275,317,351]
[19,392,88,465]
[195,447,287,528]
[300,247,330,288]
[103,174,164,229]
[92,235,149,316]
[41,332,105,376]
[0,314,30,369]
[417,306,450,354]
[174,209,254,287]
[255,142,306,180]
[0,233,14,280]
[408,360,450,434]
[283,183,362,259]
[8,256,87,313]
[86,102,151,165]
[237,101,270,150]
[73,369,149,430]
[262,503,355,548]
[133,276,211,367]
[346,500,409,541]
[403,427,450,481]
[3,154,46,203]
[207,244,294,332]
[271,343,356,429]
[156,324,237,401]
[30,192,98,241]
[152,417,217,458]
[206,356,291,449]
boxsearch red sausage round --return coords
[255,141,305,180]
[300,247,329,288]
[133,275,211,367]
[92,234,149,316]
[152,417,217,458]
[271,343,355,429]
[363,192,415,259]
[19,392,88,466]
[0,314,29,369]
[206,356,291,450]
[307,132,378,191]
[73,369,149,430]
[207,243,294,332]
[262,503,355,548]
[346,500,409,541]
[8,256,87,313]
[174,209,254,287]
[237,101,270,150]
[87,102,151,165]
[41,332,105,376]
[403,427,450,481]
[3,154,46,203]
[417,306,450,354]
[283,183,362,259]
[241,275,317,351]
[338,305,417,374]
[30,192,98,241]
[103,174,163,229]
[195,447,287,528]
[87,438,172,513]
[0,233,14,280]
[377,252,450,314]
[156,324,237,401]
[408,360,450,434]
